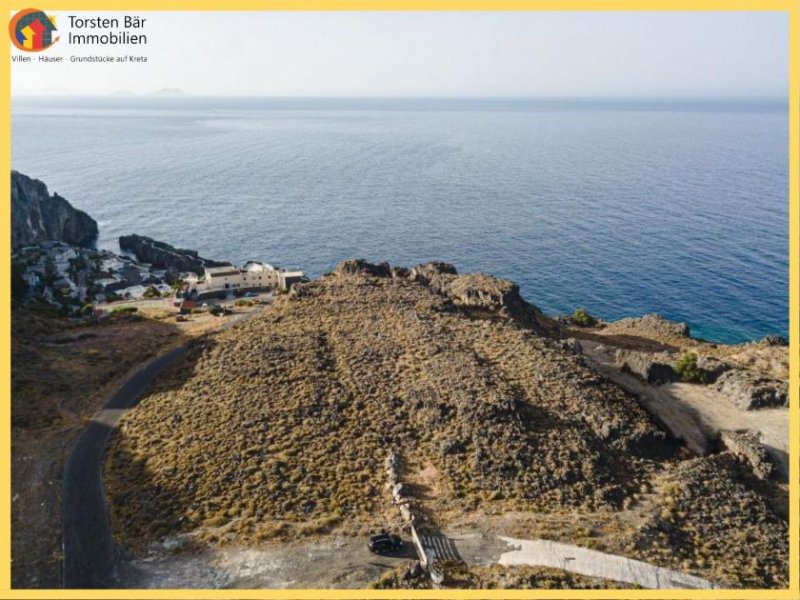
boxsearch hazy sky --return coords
[11,11,788,97]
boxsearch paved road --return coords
[497,537,716,589]
[62,309,263,588]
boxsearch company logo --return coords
[9,8,59,51]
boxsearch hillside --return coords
[104,260,787,588]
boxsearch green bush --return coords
[674,352,706,383]
[570,308,597,327]
[80,303,94,316]
[235,299,253,307]
[112,306,138,314]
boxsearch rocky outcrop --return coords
[615,349,678,384]
[408,261,459,283]
[334,258,391,278]
[719,430,773,480]
[605,314,690,340]
[713,370,788,410]
[412,262,557,335]
[336,260,557,336]
[695,355,731,383]
[11,171,98,249]
[118,234,230,278]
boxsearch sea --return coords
[11,96,789,344]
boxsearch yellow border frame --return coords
[1,3,797,599]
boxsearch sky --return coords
[11,11,788,97]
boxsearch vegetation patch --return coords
[673,352,707,383]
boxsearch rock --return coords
[695,355,731,383]
[11,171,98,249]
[719,430,773,480]
[615,349,679,384]
[760,335,788,347]
[405,561,423,579]
[408,263,557,336]
[607,313,690,339]
[390,266,410,279]
[409,261,458,283]
[334,259,391,278]
[118,234,230,277]
[558,338,582,355]
[714,370,788,410]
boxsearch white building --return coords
[204,266,248,291]
[200,262,303,293]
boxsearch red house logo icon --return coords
[9,8,59,51]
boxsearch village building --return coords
[183,261,305,299]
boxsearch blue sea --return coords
[11,97,788,344]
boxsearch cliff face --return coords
[118,234,231,276]
[11,171,98,249]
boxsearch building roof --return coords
[244,261,275,273]
[205,266,242,277]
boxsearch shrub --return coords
[80,303,94,317]
[570,308,597,327]
[143,286,161,299]
[113,306,138,314]
[674,352,706,383]
[235,299,253,307]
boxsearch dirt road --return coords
[579,340,788,478]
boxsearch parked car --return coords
[368,533,403,554]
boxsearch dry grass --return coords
[101,263,787,589]
[106,267,669,550]
[372,562,639,589]
[623,453,788,587]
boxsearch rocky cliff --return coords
[118,234,230,279]
[11,171,98,249]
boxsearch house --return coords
[278,270,305,291]
[202,262,303,293]
[242,261,279,288]
[204,266,247,291]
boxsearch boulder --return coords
[719,429,773,480]
[714,370,788,410]
[615,349,679,384]
[695,355,731,383]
